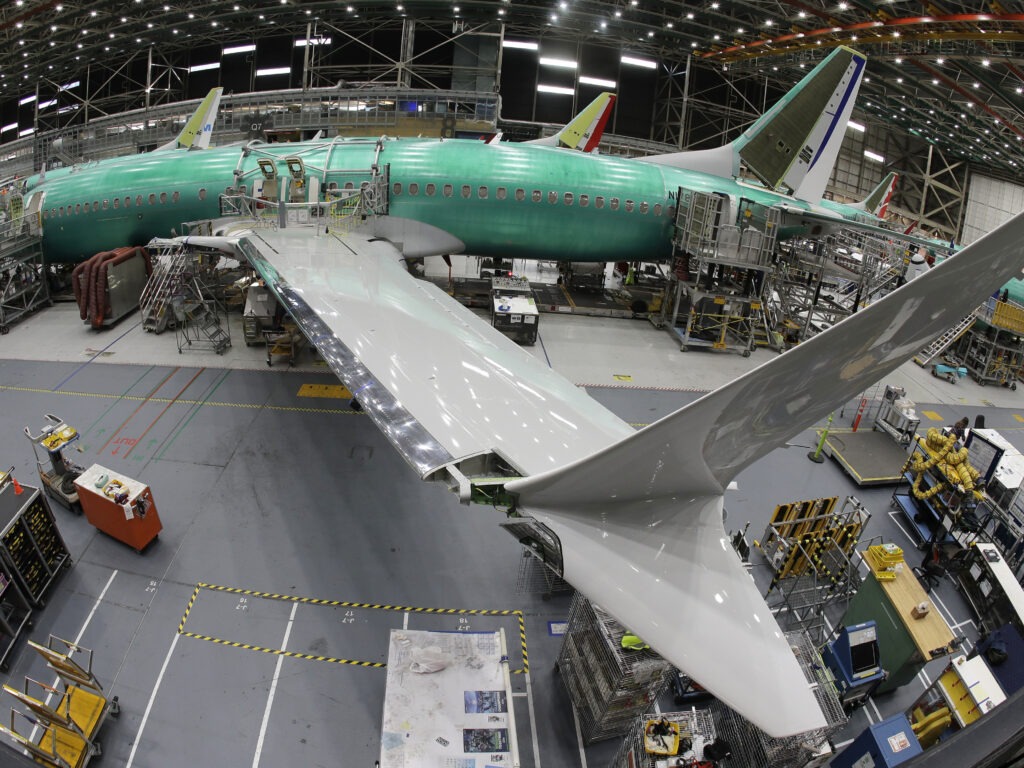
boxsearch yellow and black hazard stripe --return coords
[178,631,385,668]
[180,582,530,674]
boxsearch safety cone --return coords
[11,476,23,496]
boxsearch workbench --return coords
[842,548,957,693]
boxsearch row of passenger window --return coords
[44,187,209,219]
[391,181,668,217]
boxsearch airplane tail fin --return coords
[505,207,1024,737]
[526,92,616,152]
[641,47,865,199]
[157,87,223,151]
[850,171,898,217]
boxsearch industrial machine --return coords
[831,713,923,768]
[23,414,84,514]
[821,621,887,709]
[490,276,538,345]
[874,385,920,446]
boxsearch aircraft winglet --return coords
[526,92,616,152]
[157,87,223,151]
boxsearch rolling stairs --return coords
[141,244,231,354]
[913,311,977,366]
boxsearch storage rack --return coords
[708,631,847,768]
[0,483,70,608]
[556,593,672,744]
[759,496,869,645]
[0,201,50,335]
[609,708,717,768]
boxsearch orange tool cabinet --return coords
[73,465,162,553]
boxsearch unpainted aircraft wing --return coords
[187,206,1024,738]
[212,222,634,478]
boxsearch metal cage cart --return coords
[708,631,847,768]
[609,708,717,768]
[556,592,673,744]
[23,415,85,514]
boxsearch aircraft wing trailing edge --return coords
[641,47,865,202]
[173,202,1024,738]
[156,87,223,151]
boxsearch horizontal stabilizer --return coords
[507,207,1024,736]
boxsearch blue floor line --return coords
[537,332,553,369]
[51,320,142,391]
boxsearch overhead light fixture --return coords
[538,84,574,95]
[59,80,79,91]
[256,67,291,77]
[540,57,577,69]
[847,120,865,132]
[580,76,617,88]
[188,62,220,73]
[863,150,884,162]
[502,39,538,50]
[18,127,34,137]
[223,44,256,55]
[18,94,35,106]
[0,123,16,133]
[621,54,656,69]
[38,99,57,110]
[295,37,331,46]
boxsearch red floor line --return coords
[97,367,181,454]
[123,368,207,459]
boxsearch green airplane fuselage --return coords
[25,137,819,264]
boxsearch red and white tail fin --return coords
[525,92,616,152]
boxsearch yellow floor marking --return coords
[298,383,353,399]
[1015,414,1024,423]
[613,374,633,382]
[921,410,943,421]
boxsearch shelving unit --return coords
[0,481,70,608]
[0,202,49,335]
[556,593,672,744]
[609,708,717,768]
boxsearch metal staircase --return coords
[913,311,977,366]
[140,245,193,333]
[176,297,231,354]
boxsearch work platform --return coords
[821,429,910,486]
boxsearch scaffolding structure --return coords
[660,189,780,355]
[609,708,718,768]
[556,593,673,744]
[0,198,49,335]
[951,296,1024,389]
[707,631,847,768]
[759,496,870,645]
